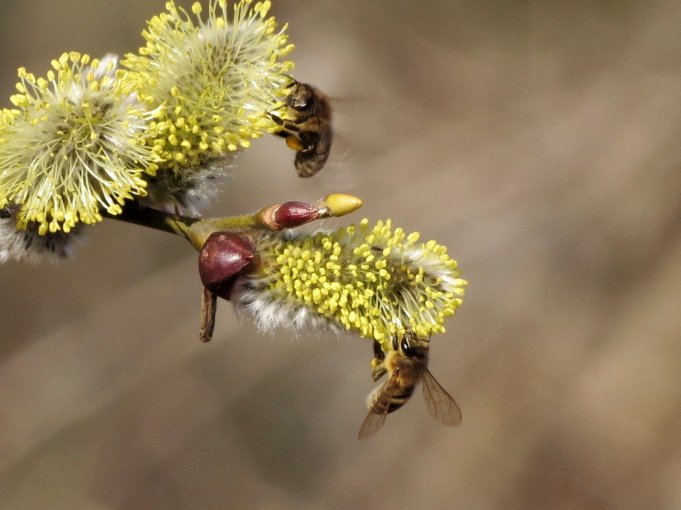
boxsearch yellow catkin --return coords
[251,220,467,350]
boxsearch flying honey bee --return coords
[270,80,333,178]
[358,329,462,440]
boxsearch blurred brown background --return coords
[2,0,681,508]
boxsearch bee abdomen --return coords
[295,152,330,178]
[387,386,416,413]
[294,131,332,178]
[370,385,416,415]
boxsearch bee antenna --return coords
[282,74,299,87]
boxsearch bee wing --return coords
[421,370,462,427]
[357,375,397,440]
[372,339,385,361]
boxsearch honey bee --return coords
[358,329,462,440]
[0,203,21,219]
[270,80,333,178]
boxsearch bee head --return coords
[0,203,22,219]
[287,83,315,112]
[393,330,429,359]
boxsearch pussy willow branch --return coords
[104,194,363,344]
[104,202,279,250]
[104,193,363,251]
[103,202,199,242]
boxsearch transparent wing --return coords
[357,376,396,440]
[422,370,462,427]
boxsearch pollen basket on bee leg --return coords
[285,135,305,151]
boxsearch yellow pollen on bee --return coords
[285,135,304,151]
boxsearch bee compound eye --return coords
[401,336,416,357]
[294,97,312,111]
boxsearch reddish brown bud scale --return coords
[199,232,255,300]
[274,201,319,228]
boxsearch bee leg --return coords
[285,136,305,151]
[370,360,387,382]
[271,129,305,151]
[269,113,301,131]
[269,112,285,126]
[282,74,298,87]
[370,340,388,382]
[373,340,385,361]
[289,112,314,125]
[272,129,292,139]
[296,132,315,152]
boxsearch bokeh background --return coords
[1,0,681,508]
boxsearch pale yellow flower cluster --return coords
[121,0,294,173]
[232,219,467,348]
[0,53,151,234]
[0,1,294,237]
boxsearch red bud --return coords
[274,201,319,228]
[199,232,255,300]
